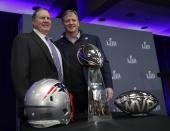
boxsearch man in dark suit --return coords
[54,10,113,119]
[11,8,62,124]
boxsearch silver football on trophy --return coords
[24,79,72,128]
[77,44,103,68]
[114,90,159,116]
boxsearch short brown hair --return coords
[32,8,49,20]
[61,10,79,22]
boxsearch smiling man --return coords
[11,8,62,127]
[55,10,114,120]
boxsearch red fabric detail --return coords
[69,92,75,121]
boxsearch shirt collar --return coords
[65,31,81,40]
[33,28,46,39]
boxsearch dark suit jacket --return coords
[11,31,58,117]
[55,33,113,89]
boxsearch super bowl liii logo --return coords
[112,70,121,80]
[106,37,117,47]
[142,41,151,50]
[146,70,156,80]
[127,55,137,64]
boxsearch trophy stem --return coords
[88,67,112,122]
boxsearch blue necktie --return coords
[46,37,63,82]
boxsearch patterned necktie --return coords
[45,37,63,82]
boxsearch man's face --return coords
[32,10,52,35]
[62,12,79,34]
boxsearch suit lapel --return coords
[31,31,54,65]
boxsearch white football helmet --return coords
[24,79,71,128]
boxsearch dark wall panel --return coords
[0,11,20,131]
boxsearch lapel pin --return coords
[85,37,88,40]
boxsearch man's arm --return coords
[11,34,29,104]
[95,36,114,100]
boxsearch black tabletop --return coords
[20,113,170,131]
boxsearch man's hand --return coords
[106,87,114,101]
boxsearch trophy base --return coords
[88,114,112,122]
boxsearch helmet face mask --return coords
[24,79,71,128]
[77,44,103,68]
